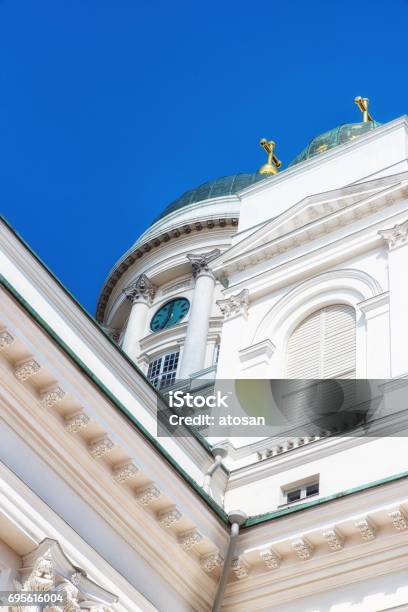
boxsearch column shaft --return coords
[179,272,216,378]
[122,300,150,362]
[179,249,220,379]
[379,220,408,377]
[121,274,156,364]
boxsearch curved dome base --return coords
[289,121,381,167]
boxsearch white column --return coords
[379,220,408,377]
[358,292,390,378]
[179,249,220,379]
[122,274,156,363]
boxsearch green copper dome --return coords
[156,173,268,221]
[289,121,381,167]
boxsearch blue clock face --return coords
[150,298,190,332]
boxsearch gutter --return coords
[212,510,247,612]
[203,445,228,495]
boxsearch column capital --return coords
[123,273,156,305]
[15,538,118,608]
[187,248,221,279]
[217,288,249,319]
[378,218,408,251]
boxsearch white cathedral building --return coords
[0,97,407,611]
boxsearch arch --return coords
[252,268,382,345]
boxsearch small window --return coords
[306,482,319,497]
[283,478,319,505]
[147,351,180,390]
[287,489,301,503]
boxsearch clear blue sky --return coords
[1,1,406,314]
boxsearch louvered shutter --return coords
[286,305,356,379]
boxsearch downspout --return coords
[212,510,247,612]
[203,445,228,495]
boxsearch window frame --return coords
[147,350,180,390]
[280,476,320,507]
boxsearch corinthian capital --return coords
[123,274,156,305]
[14,539,118,608]
[378,218,408,250]
[217,289,249,318]
[187,249,221,278]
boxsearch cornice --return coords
[0,277,224,518]
[225,478,408,608]
[216,178,408,280]
[97,216,239,323]
[222,196,408,302]
[0,339,227,608]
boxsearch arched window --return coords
[286,304,356,378]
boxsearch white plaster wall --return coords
[0,539,21,590]
[217,248,390,379]
[268,569,408,612]
[237,117,408,234]
[224,437,408,516]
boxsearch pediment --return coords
[214,172,408,274]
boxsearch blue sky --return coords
[1,1,407,314]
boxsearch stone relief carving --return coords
[259,548,281,569]
[292,538,314,560]
[186,249,221,278]
[89,436,115,459]
[178,529,203,551]
[0,330,14,350]
[112,461,139,482]
[14,358,41,381]
[64,412,90,434]
[158,508,182,527]
[123,274,157,305]
[200,552,224,573]
[388,509,408,531]
[40,385,66,409]
[217,288,249,318]
[135,484,161,506]
[356,518,376,541]
[323,528,345,551]
[378,218,408,250]
[12,538,117,612]
[231,557,250,580]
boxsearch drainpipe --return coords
[212,510,248,612]
[203,445,228,495]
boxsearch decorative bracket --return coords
[378,218,408,250]
[217,289,249,319]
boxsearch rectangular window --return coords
[147,351,180,390]
[282,477,320,505]
[287,489,301,503]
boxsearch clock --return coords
[150,298,190,332]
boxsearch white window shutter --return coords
[286,305,356,378]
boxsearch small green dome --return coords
[156,173,268,221]
[289,121,381,167]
